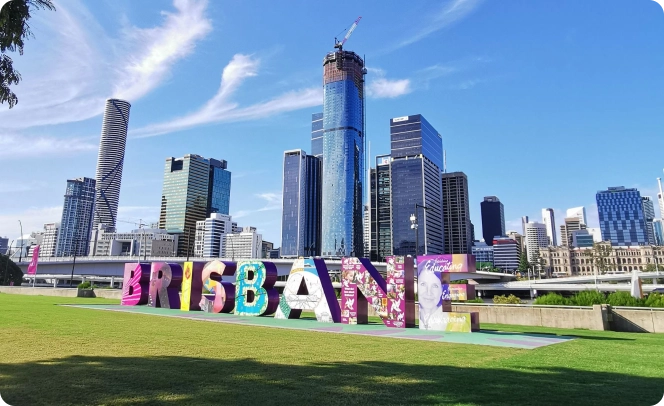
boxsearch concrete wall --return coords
[611,307,664,333]
[451,303,609,331]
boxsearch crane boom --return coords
[334,16,362,50]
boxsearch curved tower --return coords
[93,98,131,232]
[321,50,366,257]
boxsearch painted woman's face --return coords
[419,271,442,310]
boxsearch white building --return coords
[223,227,262,259]
[194,213,233,258]
[89,228,177,257]
[40,222,60,257]
[541,208,557,246]
[524,221,548,264]
[566,206,587,226]
[657,178,664,218]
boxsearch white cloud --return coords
[0,0,212,130]
[392,0,483,50]
[367,78,412,99]
[131,54,322,138]
[0,134,97,158]
[113,0,212,101]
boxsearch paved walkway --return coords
[67,304,573,349]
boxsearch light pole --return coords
[18,220,23,263]
[410,204,430,257]
[69,237,81,288]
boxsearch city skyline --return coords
[2,1,664,247]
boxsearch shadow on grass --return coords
[0,356,661,406]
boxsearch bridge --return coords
[17,256,516,287]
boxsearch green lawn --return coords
[0,294,663,406]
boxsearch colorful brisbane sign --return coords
[122,254,480,333]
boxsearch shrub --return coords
[77,281,92,289]
[606,291,641,307]
[493,294,521,304]
[466,297,484,303]
[570,290,606,306]
[534,293,571,306]
[643,293,664,308]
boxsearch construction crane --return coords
[334,16,362,51]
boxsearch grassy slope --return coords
[0,294,662,406]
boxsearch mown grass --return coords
[0,294,663,405]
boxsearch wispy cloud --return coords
[0,206,63,242]
[131,54,322,138]
[390,0,483,51]
[0,0,212,130]
[232,192,281,219]
[0,134,97,158]
[113,0,212,101]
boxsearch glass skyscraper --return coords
[389,114,444,256]
[441,171,471,254]
[481,196,505,246]
[596,186,648,246]
[281,149,321,257]
[321,50,366,257]
[56,177,96,257]
[159,154,231,256]
[311,112,323,161]
[370,155,392,261]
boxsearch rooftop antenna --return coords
[443,150,447,173]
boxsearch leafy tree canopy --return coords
[0,254,24,286]
[0,0,55,108]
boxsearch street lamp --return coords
[410,204,430,257]
[18,220,23,263]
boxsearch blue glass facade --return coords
[281,150,321,257]
[56,177,96,257]
[311,112,323,160]
[389,115,444,256]
[321,51,365,257]
[654,220,664,246]
[208,158,231,215]
[596,187,648,246]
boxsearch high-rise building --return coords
[481,196,505,246]
[596,186,648,246]
[281,150,321,257]
[541,208,557,246]
[363,204,370,257]
[524,221,548,264]
[560,217,586,247]
[370,156,392,261]
[93,99,131,232]
[194,213,233,258]
[56,177,96,257]
[642,196,656,245]
[321,50,366,257]
[223,226,262,259]
[654,219,664,246]
[311,112,323,161]
[566,206,587,226]
[158,154,231,256]
[492,237,519,271]
[389,114,444,256]
[521,216,529,235]
[657,178,664,218]
[441,171,471,254]
[571,230,594,248]
[41,222,60,257]
[506,231,525,257]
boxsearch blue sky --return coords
[1,0,664,247]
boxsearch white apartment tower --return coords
[41,222,60,257]
[223,227,262,259]
[93,99,131,232]
[541,208,557,246]
[525,221,548,264]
